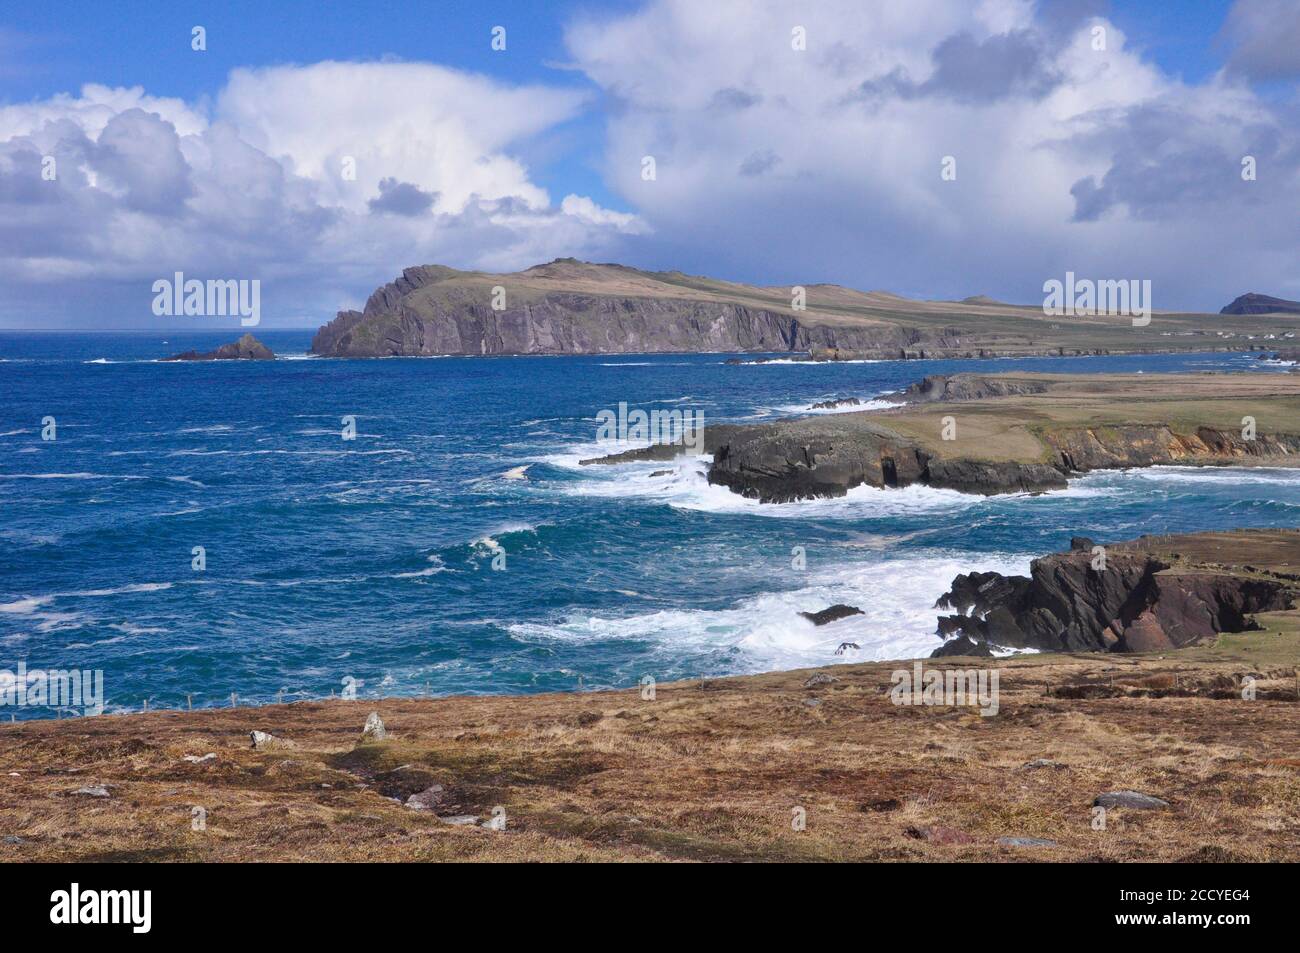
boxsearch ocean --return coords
[2,331,1298,718]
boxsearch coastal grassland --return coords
[874,372,1300,462]
[2,633,1296,863]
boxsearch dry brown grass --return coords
[2,633,1297,863]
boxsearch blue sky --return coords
[1,0,1297,327]
[2,0,644,209]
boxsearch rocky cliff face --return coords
[1220,292,1300,316]
[932,533,1300,655]
[704,419,1070,501]
[310,264,948,357]
[314,260,1285,359]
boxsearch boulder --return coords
[405,785,446,811]
[803,673,839,688]
[1094,790,1171,810]
[250,730,296,750]
[997,836,1058,848]
[360,712,387,742]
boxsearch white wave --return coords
[0,596,52,614]
[1123,465,1300,485]
[738,357,883,365]
[769,397,898,416]
[560,456,990,518]
[508,552,1030,672]
[393,555,448,578]
[71,582,173,598]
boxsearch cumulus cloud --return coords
[0,62,644,328]
[567,0,1300,309]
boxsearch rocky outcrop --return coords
[162,334,274,361]
[810,397,861,410]
[798,604,864,626]
[889,374,1054,404]
[1220,292,1300,315]
[705,373,1300,501]
[930,530,1300,655]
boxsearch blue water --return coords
[2,332,1298,717]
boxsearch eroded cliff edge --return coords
[703,372,1300,500]
[311,259,1299,358]
[931,529,1300,657]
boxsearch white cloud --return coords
[0,63,644,328]
[567,0,1300,309]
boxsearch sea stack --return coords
[162,333,275,361]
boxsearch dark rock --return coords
[931,538,1295,654]
[1220,292,1300,316]
[930,636,993,658]
[810,396,861,410]
[799,604,864,626]
[1070,536,1095,552]
[905,825,976,845]
[1019,759,1067,771]
[834,642,860,655]
[1094,790,1172,810]
[162,333,274,361]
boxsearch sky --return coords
[0,0,1297,328]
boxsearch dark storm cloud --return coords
[855,30,1062,105]
[368,177,437,216]
[1222,0,1300,82]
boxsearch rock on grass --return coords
[1094,790,1171,810]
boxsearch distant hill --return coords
[1220,293,1300,316]
[309,259,1296,359]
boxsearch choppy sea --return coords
[2,331,1297,717]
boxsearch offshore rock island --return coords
[310,259,1300,359]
